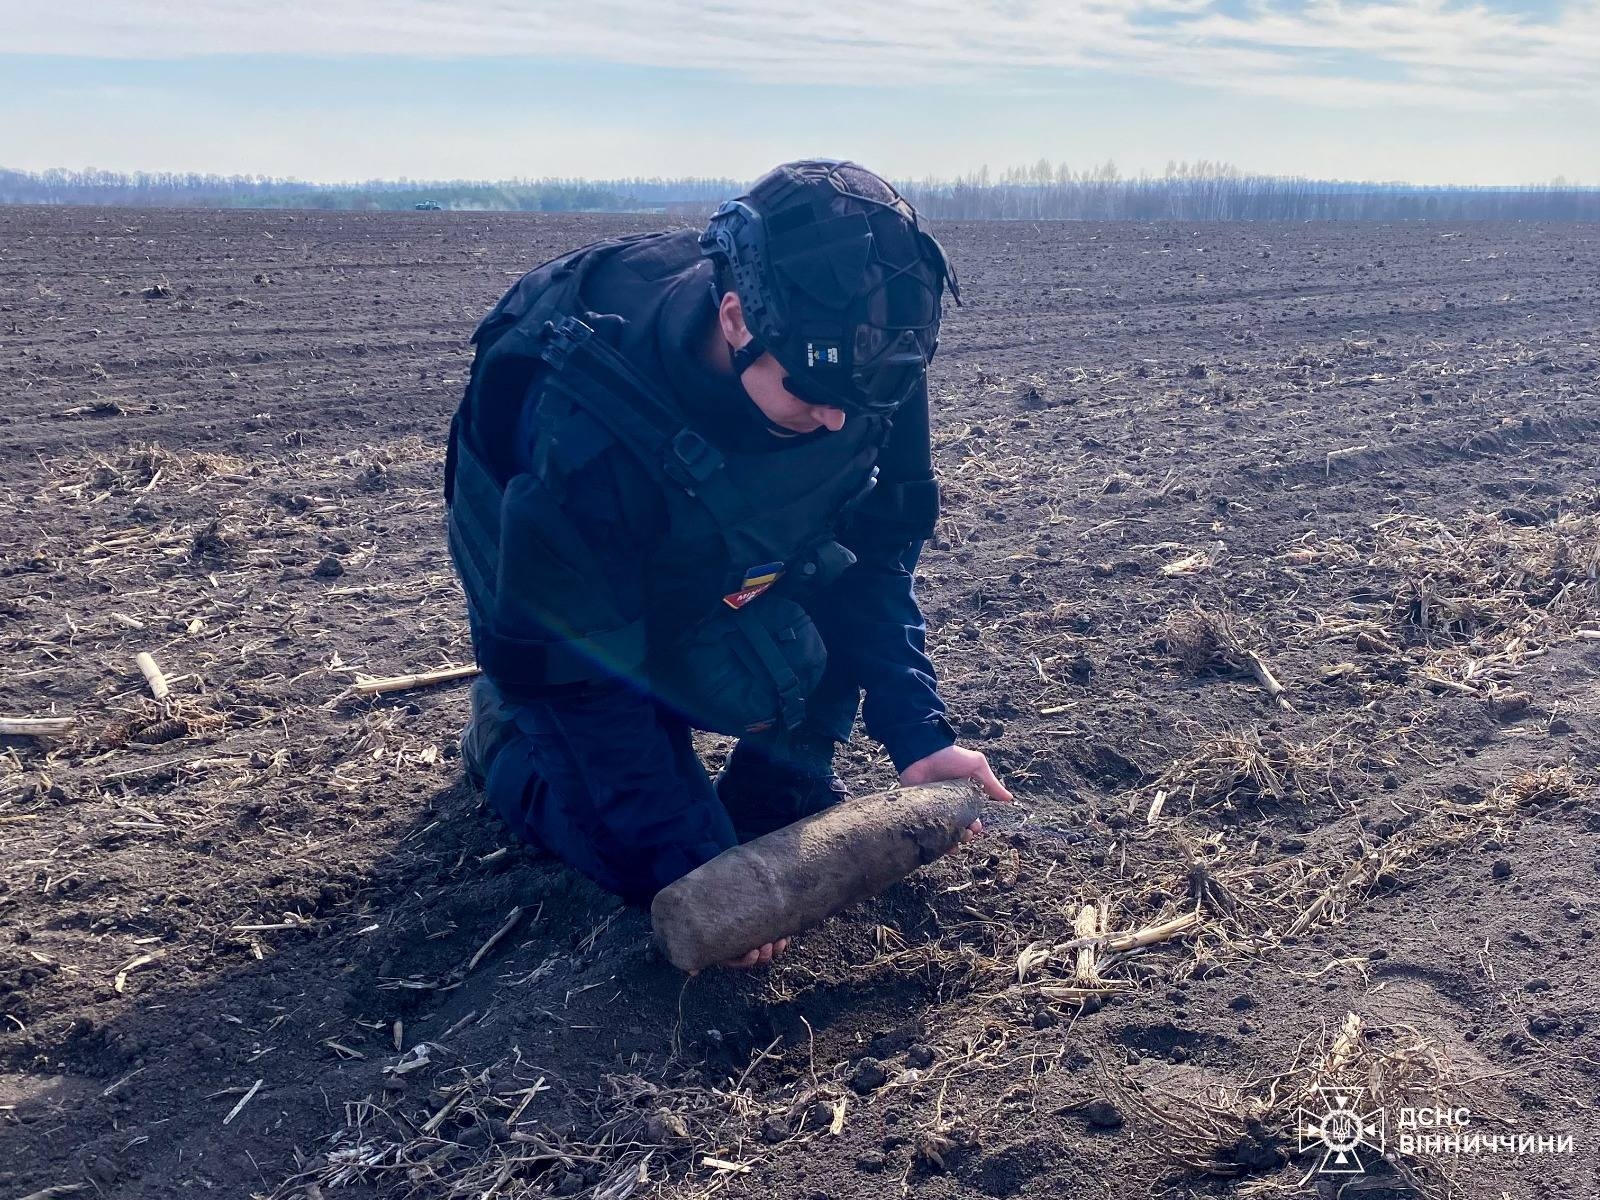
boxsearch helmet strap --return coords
[726,335,830,438]
[730,337,766,376]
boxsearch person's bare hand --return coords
[899,744,1013,801]
[720,938,790,969]
[899,744,1013,855]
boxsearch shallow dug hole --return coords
[2,208,1599,1199]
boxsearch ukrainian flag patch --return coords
[723,562,785,609]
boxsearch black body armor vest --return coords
[445,231,890,699]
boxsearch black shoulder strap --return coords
[538,315,748,528]
[455,238,648,478]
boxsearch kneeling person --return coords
[445,160,1010,966]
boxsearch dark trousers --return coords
[480,627,863,902]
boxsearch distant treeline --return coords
[898,161,1600,222]
[4,161,1597,221]
[0,168,736,213]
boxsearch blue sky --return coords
[3,1,1596,185]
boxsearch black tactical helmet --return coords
[700,159,960,417]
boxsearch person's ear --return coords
[718,290,751,349]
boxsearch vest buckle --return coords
[539,315,593,371]
[665,429,723,487]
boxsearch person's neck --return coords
[699,321,798,438]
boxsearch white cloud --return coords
[5,0,1598,109]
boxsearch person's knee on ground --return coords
[465,679,738,904]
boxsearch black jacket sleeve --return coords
[822,381,957,771]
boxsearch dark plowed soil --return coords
[3,208,1598,1200]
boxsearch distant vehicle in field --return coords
[413,201,443,211]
